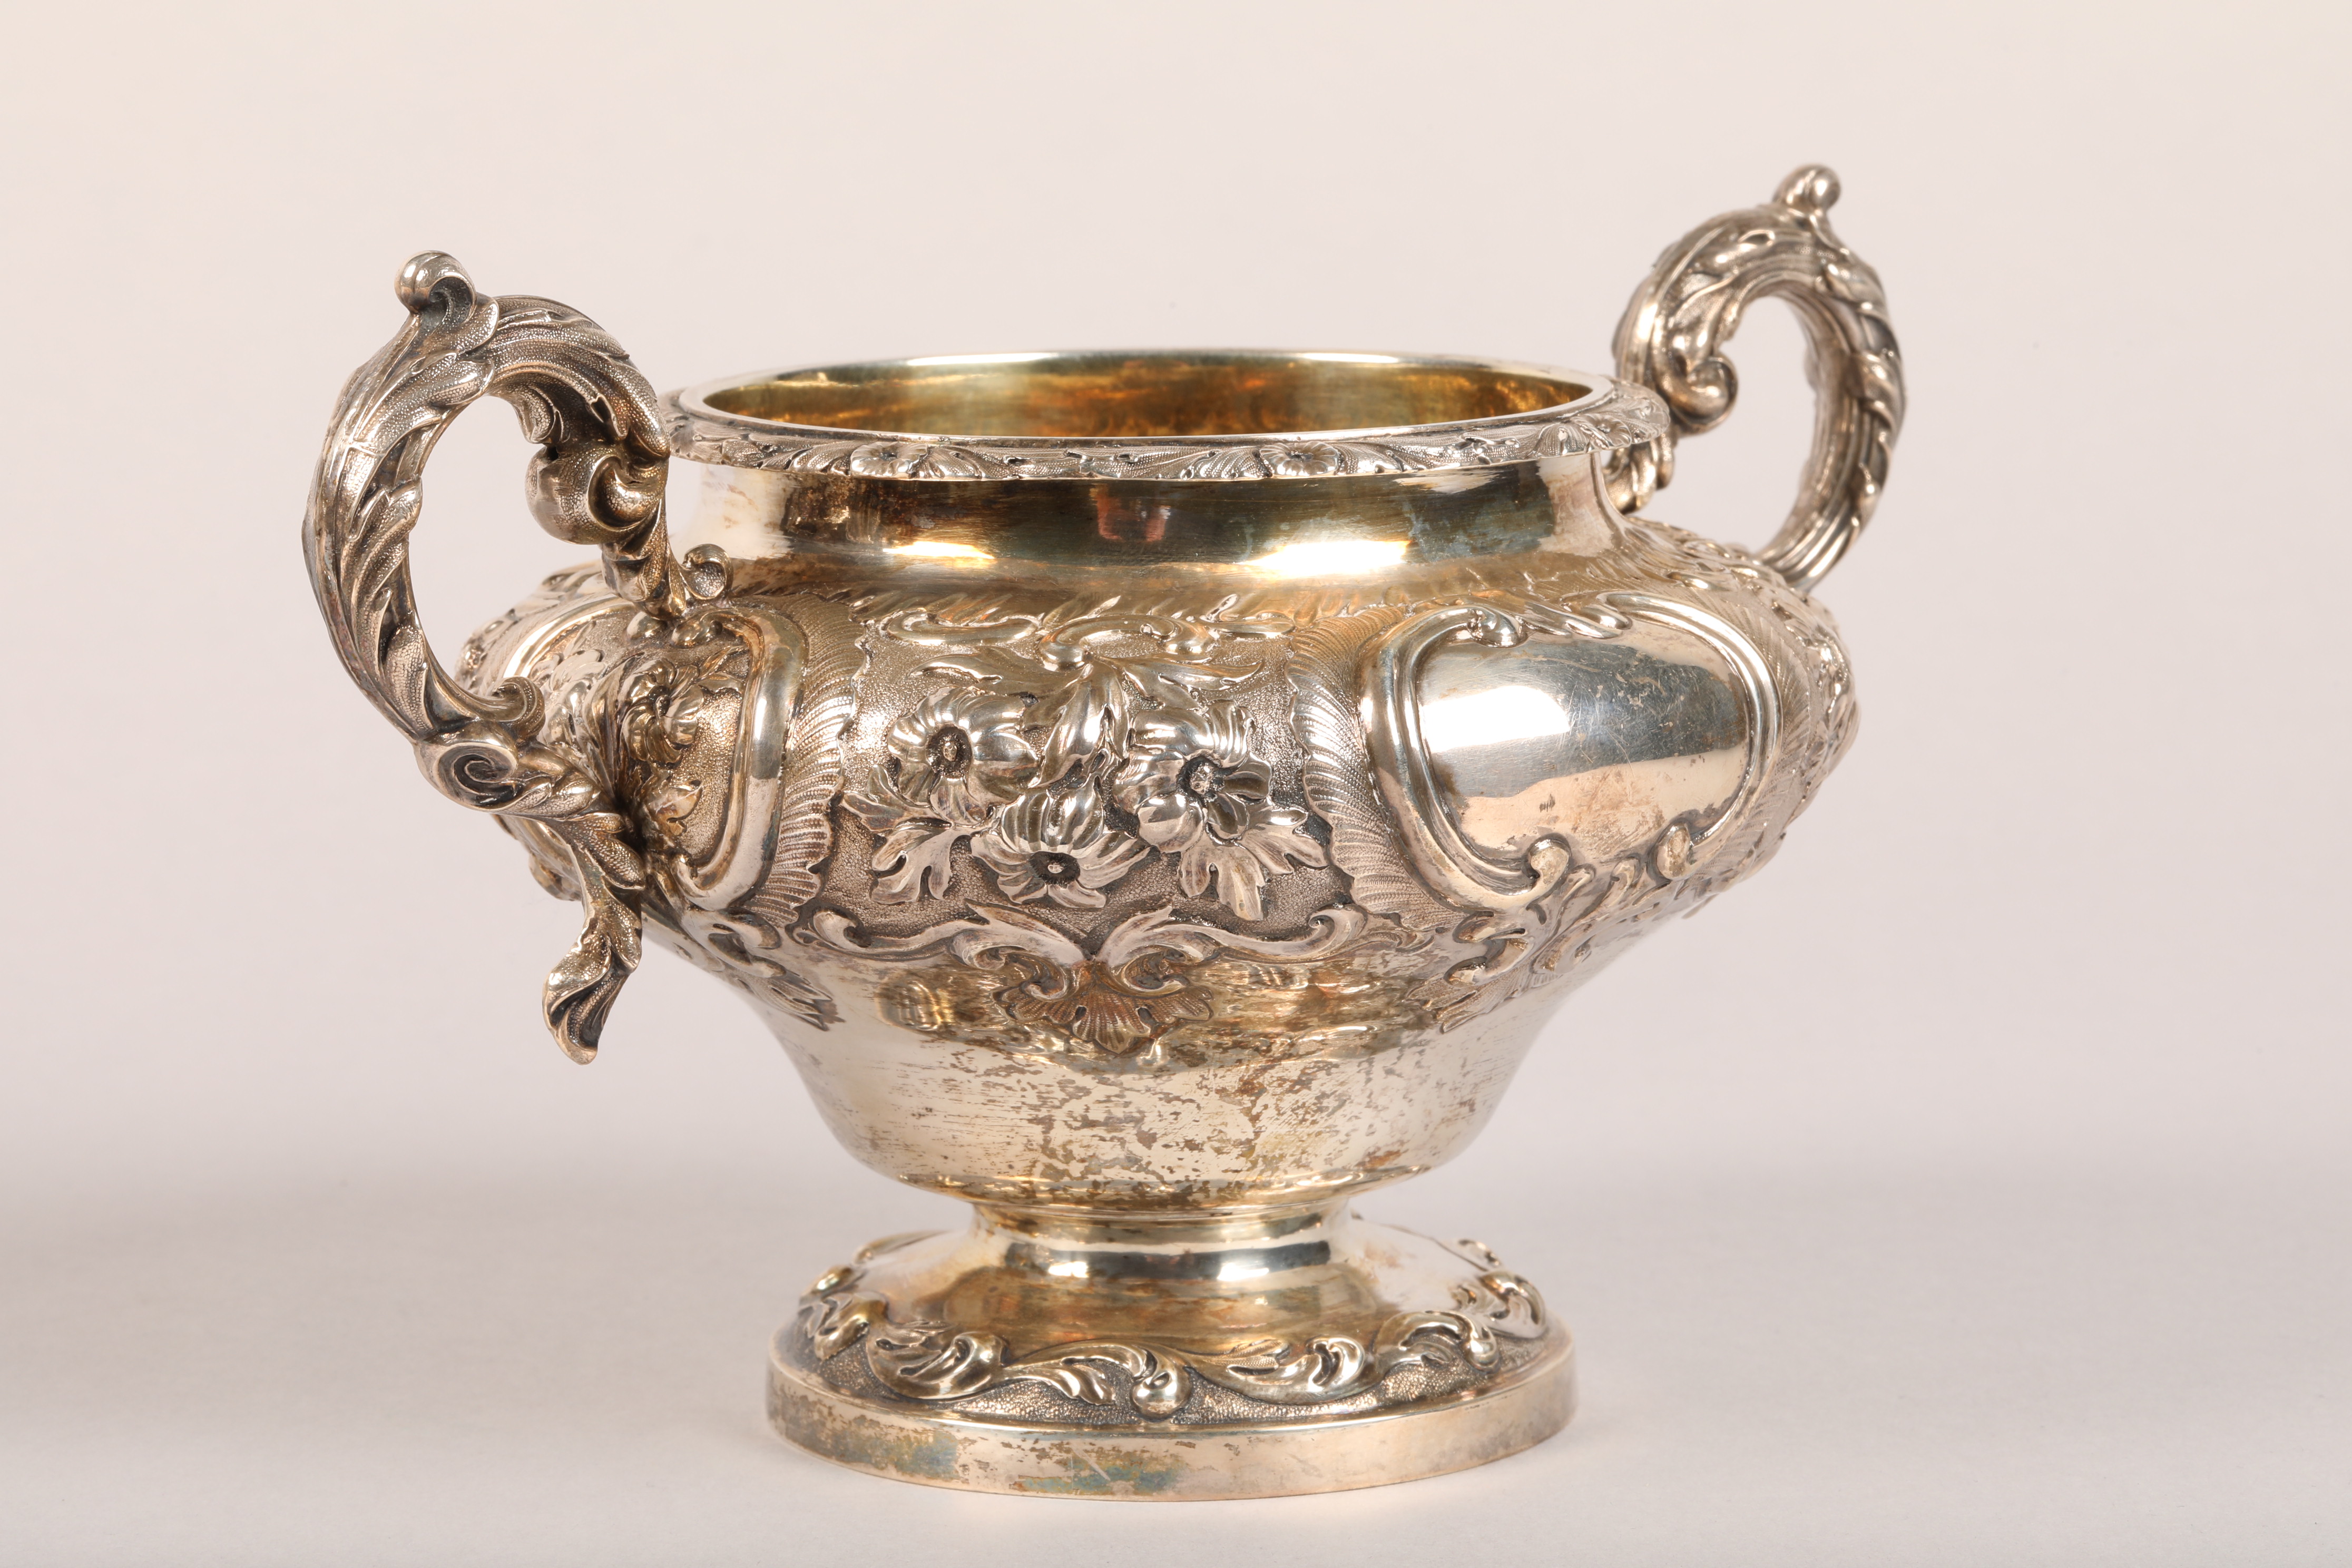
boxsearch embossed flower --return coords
[972,780,1148,909]
[1110,704,1326,920]
[616,654,736,846]
[619,660,716,770]
[885,690,1037,823]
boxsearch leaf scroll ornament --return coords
[794,1238,1546,1421]
[304,253,687,1061]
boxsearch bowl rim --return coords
[663,349,1670,484]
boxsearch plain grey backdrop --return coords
[4,1,2347,1563]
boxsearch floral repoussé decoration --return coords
[971,780,1149,910]
[1111,703,1325,920]
[843,607,1319,923]
[830,607,1343,1052]
[844,690,1041,905]
[888,691,1036,821]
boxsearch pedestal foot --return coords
[767,1205,1574,1499]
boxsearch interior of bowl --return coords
[696,351,1594,439]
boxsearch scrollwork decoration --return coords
[795,1245,1547,1423]
[305,253,687,1060]
[1611,165,1905,592]
[1361,599,1631,915]
[810,903,1378,1059]
[1347,588,1785,1032]
[609,595,849,1030]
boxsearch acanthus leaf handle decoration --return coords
[303,252,686,1061]
[1610,164,1906,593]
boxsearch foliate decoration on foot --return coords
[792,1241,1551,1425]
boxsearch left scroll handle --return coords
[301,252,687,1061]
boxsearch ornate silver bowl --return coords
[304,166,1901,1498]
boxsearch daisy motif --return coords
[1111,704,1326,920]
[972,780,1148,910]
[884,690,1037,822]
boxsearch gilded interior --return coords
[699,351,1594,439]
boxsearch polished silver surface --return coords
[303,168,1902,1497]
[1418,619,1750,867]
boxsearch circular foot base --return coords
[765,1210,1574,1498]
[770,1329,1573,1499]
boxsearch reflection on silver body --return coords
[303,169,1902,1498]
[1421,623,1749,866]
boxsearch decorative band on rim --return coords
[663,362,1668,483]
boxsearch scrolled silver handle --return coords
[1611,165,1906,592]
[303,252,685,1060]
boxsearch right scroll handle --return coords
[1609,165,1906,594]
